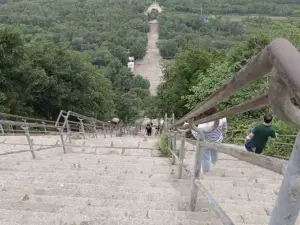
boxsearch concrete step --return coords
[1,178,278,202]
[1,154,172,166]
[202,183,278,199]
[201,179,280,191]
[0,204,219,222]
[0,166,175,176]
[0,159,174,174]
[67,148,160,157]
[0,170,183,186]
[184,164,281,180]
[0,192,212,211]
[0,173,189,189]
[1,186,181,202]
[0,209,222,225]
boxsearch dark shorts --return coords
[245,139,264,154]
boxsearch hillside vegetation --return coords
[156,0,300,58]
[0,0,151,122]
[152,32,299,158]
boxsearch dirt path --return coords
[134,20,163,95]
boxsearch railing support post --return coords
[9,124,14,134]
[0,124,4,134]
[62,113,72,143]
[189,120,205,212]
[22,126,36,159]
[79,118,86,139]
[58,128,67,154]
[178,131,186,179]
[164,113,168,132]
[42,122,47,134]
[190,137,203,211]
[103,125,107,138]
[66,121,72,143]
[93,122,97,138]
[168,132,172,154]
[171,132,177,165]
[268,131,300,225]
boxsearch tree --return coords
[115,92,143,123]
[0,26,116,120]
[155,48,213,117]
[158,39,178,58]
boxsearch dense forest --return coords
[0,0,152,122]
[157,0,300,58]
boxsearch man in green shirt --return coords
[245,114,277,154]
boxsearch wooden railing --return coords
[165,39,300,225]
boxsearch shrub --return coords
[155,133,171,157]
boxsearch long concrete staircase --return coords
[0,134,223,225]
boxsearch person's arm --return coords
[191,130,198,140]
[222,119,228,136]
[270,129,277,138]
[246,132,254,140]
[246,126,256,140]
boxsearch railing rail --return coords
[0,110,119,158]
[165,39,300,225]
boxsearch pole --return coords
[178,132,186,179]
[172,132,177,165]
[58,128,67,154]
[268,131,300,225]
[22,126,36,159]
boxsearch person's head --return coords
[264,114,273,124]
[202,107,218,117]
[196,107,218,120]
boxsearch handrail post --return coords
[0,124,4,134]
[93,122,97,138]
[268,131,300,225]
[103,125,107,138]
[164,113,168,132]
[190,136,203,211]
[42,122,47,134]
[22,126,36,159]
[9,124,14,134]
[168,132,172,155]
[55,110,64,127]
[66,122,72,143]
[171,131,177,165]
[178,131,186,179]
[189,120,204,211]
[62,113,72,143]
[58,128,67,154]
[79,118,86,139]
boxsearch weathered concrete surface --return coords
[0,135,222,225]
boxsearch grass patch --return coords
[155,133,171,158]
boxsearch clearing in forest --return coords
[134,20,163,96]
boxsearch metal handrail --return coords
[173,39,300,127]
[166,39,300,225]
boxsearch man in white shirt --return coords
[191,107,228,174]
